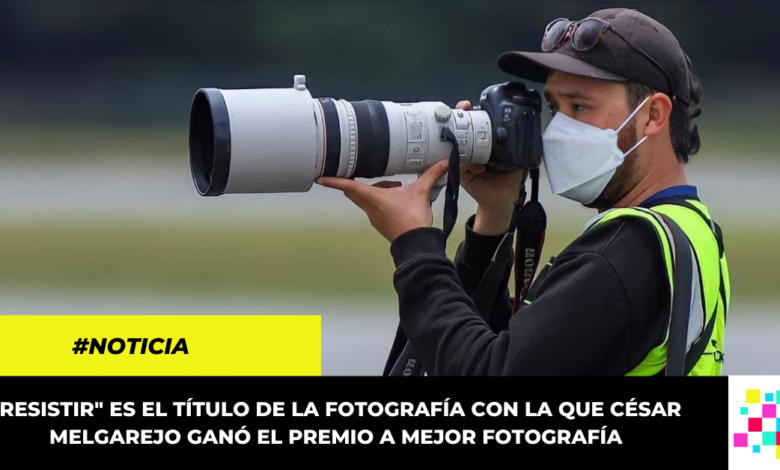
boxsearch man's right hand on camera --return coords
[456,100,525,236]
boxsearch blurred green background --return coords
[0,0,777,374]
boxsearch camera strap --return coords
[383,127,462,377]
[467,173,529,323]
[511,168,547,314]
[440,126,462,239]
[384,131,547,375]
[467,168,547,321]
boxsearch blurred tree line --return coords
[0,0,777,129]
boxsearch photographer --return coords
[317,8,729,376]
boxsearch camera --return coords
[189,75,542,196]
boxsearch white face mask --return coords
[542,95,651,205]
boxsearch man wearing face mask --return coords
[317,8,730,376]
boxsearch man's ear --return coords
[643,92,673,137]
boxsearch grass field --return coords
[0,221,775,301]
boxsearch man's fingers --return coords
[414,160,449,193]
[316,176,377,205]
[455,100,472,111]
[372,180,402,189]
[316,176,368,193]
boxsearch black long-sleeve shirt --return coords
[390,213,670,376]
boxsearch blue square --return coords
[767,393,775,402]
[741,406,749,415]
[754,444,761,453]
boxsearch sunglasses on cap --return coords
[541,17,676,101]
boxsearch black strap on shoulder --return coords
[659,214,694,376]
[644,198,729,375]
[655,206,724,376]
[646,198,723,257]
[663,199,729,368]
[648,198,728,319]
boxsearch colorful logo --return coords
[733,389,780,460]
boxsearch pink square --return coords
[764,404,777,418]
[749,417,763,432]
[734,433,748,447]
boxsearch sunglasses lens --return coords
[572,18,606,51]
[541,19,569,52]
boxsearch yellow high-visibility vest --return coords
[586,199,730,376]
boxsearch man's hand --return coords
[315,160,449,243]
[456,100,525,236]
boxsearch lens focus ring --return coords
[342,100,358,178]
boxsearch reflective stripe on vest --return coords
[585,200,729,376]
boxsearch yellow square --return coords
[747,389,761,404]
[776,444,780,460]
[0,315,321,375]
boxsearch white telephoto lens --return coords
[189,75,492,196]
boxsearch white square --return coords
[763,418,777,432]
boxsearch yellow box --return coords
[0,315,320,376]
[747,389,761,404]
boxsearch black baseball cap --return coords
[497,8,697,106]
